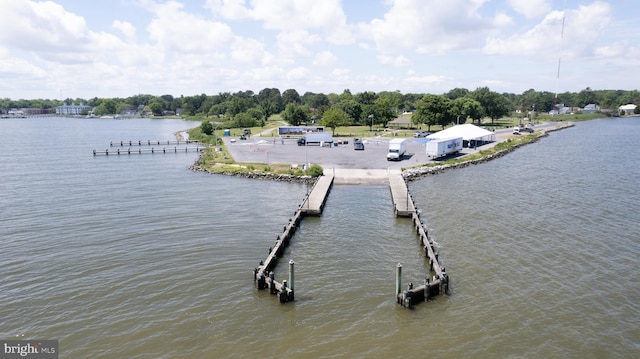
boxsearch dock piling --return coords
[288,259,295,300]
[395,263,402,297]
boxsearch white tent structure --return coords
[427,124,495,142]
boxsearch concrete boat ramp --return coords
[302,168,414,216]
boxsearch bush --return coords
[201,120,213,135]
[306,164,324,177]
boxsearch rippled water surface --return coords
[1,117,638,358]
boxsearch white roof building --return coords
[426,124,495,142]
[619,104,637,115]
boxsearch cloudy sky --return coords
[0,0,637,100]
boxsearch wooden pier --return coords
[394,190,449,308]
[301,175,334,215]
[110,139,200,146]
[254,174,334,303]
[389,173,415,216]
[93,146,204,155]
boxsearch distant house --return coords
[56,102,93,115]
[619,104,637,115]
[582,104,601,114]
[549,104,573,115]
[387,117,413,129]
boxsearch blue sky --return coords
[0,0,637,100]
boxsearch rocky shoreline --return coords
[189,159,317,183]
[403,123,573,181]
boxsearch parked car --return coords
[354,141,365,150]
[521,127,534,133]
[512,127,521,135]
[413,131,430,138]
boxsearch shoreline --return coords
[403,122,573,181]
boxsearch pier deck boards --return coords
[389,173,415,216]
[301,175,334,215]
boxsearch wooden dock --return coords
[389,173,415,216]
[301,175,334,215]
[93,146,204,155]
[110,139,200,146]
[395,193,449,309]
[254,174,334,303]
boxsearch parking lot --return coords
[222,135,471,170]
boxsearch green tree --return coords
[373,96,395,127]
[445,87,470,100]
[335,100,362,125]
[149,100,163,116]
[575,87,597,107]
[233,112,257,128]
[93,99,117,115]
[451,97,483,124]
[378,90,403,116]
[469,87,510,123]
[413,94,452,130]
[201,120,213,135]
[282,89,301,106]
[281,103,309,126]
[355,91,377,105]
[320,106,350,134]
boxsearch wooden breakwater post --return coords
[253,198,306,303]
[395,190,450,309]
[110,139,200,147]
[253,175,333,304]
[93,146,203,155]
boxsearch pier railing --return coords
[253,176,328,303]
[395,190,450,309]
[93,140,205,155]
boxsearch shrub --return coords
[306,164,324,177]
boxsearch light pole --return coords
[369,114,374,132]
[213,123,220,150]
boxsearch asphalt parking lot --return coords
[222,135,465,170]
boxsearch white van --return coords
[512,127,521,135]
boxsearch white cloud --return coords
[507,0,551,19]
[231,37,274,65]
[378,55,412,67]
[0,0,91,52]
[312,51,337,66]
[146,1,234,53]
[492,12,514,27]
[364,0,492,56]
[276,30,319,58]
[204,0,250,19]
[483,2,612,58]
[112,20,136,41]
[286,67,311,81]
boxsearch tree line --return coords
[2,87,638,131]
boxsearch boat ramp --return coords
[254,169,449,308]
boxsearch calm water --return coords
[1,117,638,358]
